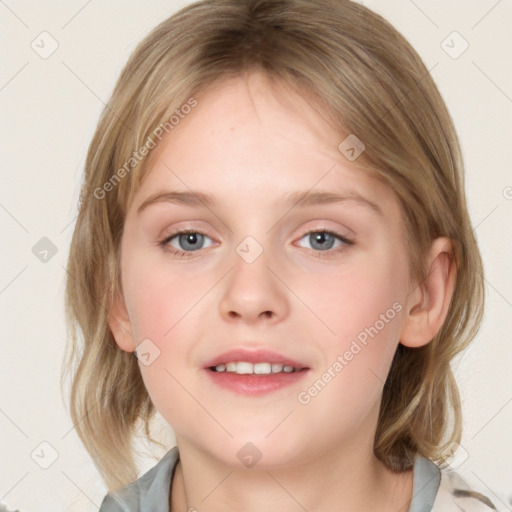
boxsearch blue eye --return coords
[160,230,213,258]
[297,229,353,254]
[159,228,353,259]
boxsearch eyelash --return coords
[158,228,354,259]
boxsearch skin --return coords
[109,70,456,512]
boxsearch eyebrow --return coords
[136,189,383,216]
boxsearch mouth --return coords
[203,348,310,396]
[208,361,306,375]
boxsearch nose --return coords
[219,244,289,325]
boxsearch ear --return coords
[400,237,457,348]
[108,291,136,353]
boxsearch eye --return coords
[160,230,214,257]
[159,228,353,259]
[296,229,353,255]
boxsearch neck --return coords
[170,437,413,512]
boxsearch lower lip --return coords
[204,368,310,396]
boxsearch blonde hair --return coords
[64,0,484,490]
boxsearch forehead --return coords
[129,71,398,217]
[184,71,344,157]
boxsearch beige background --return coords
[1,1,511,510]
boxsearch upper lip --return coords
[203,348,309,369]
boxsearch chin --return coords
[206,434,304,471]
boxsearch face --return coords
[115,70,414,469]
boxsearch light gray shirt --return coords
[99,446,498,511]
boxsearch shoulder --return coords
[431,464,500,512]
[410,455,500,512]
[98,446,180,512]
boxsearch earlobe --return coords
[108,291,136,353]
[400,237,457,348]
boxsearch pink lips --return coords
[203,347,310,396]
[203,348,309,369]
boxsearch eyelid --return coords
[296,226,353,243]
[160,227,216,247]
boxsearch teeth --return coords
[213,361,298,374]
[226,362,237,372]
[236,362,253,374]
[254,362,271,374]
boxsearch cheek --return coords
[126,274,203,428]
[293,266,406,434]
[123,255,210,342]
[308,256,405,346]
[121,255,213,418]
[299,253,408,417]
